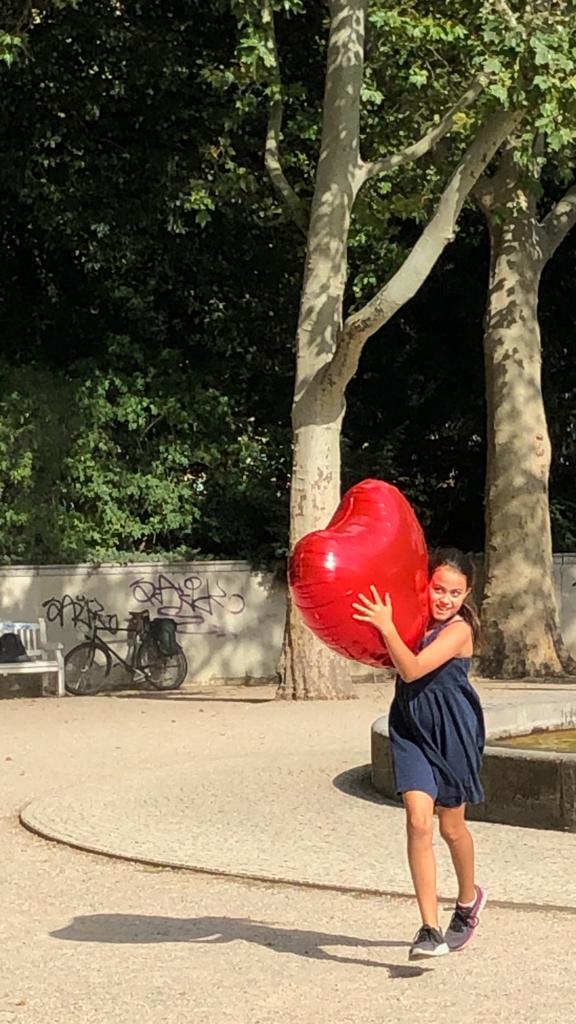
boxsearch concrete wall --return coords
[0,561,286,684]
[2,552,576,684]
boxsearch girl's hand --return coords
[352,586,395,638]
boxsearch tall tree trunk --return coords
[269,4,519,698]
[480,181,576,676]
[276,0,365,700]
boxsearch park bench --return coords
[0,619,65,697]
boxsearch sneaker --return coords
[445,884,487,952]
[409,925,449,959]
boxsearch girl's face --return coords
[428,565,470,623]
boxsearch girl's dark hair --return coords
[428,547,480,645]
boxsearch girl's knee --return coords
[406,811,433,842]
[439,816,468,844]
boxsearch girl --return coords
[352,548,486,960]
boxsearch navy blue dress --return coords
[388,619,485,807]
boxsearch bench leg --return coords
[56,651,65,697]
[40,670,64,697]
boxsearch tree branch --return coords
[2,0,32,33]
[471,139,519,215]
[262,0,309,235]
[539,182,576,260]
[471,173,496,214]
[492,0,522,31]
[359,74,487,183]
[324,106,522,390]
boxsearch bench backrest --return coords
[0,618,47,658]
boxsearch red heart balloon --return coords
[288,479,429,667]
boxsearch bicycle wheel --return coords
[65,642,112,695]
[136,636,188,690]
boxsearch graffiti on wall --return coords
[42,594,119,634]
[129,573,246,636]
[40,574,247,639]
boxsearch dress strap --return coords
[420,615,464,649]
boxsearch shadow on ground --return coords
[111,692,273,704]
[50,914,426,978]
[332,764,400,808]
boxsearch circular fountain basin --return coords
[492,729,576,753]
[371,699,576,832]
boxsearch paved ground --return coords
[3,679,576,1024]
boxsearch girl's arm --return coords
[352,586,472,682]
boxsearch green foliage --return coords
[0,31,26,66]
[0,2,80,66]
[2,0,576,570]
[0,0,296,564]
[0,350,289,563]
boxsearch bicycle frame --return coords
[80,610,152,677]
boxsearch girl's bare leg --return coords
[437,804,476,904]
[402,791,438,927]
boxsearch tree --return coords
[473,1,576,676]
[0,0,298,563]
[235,0,519,698]
[0,1,75,65]
[1,1,32,66]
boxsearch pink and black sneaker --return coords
[445,884,487,952]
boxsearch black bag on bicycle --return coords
[149,618,179,657]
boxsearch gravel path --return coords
[3,682,576,1023]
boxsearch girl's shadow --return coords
[51,914,429,978]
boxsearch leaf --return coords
[488,82,509,104]
[531,38,552,67]
[483,57,503,74]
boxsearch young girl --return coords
[352,548,486,960]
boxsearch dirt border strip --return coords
[20,812,576,917]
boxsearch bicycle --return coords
[64,610,188,695]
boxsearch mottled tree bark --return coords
[276,0,364,699]
[477,152,576,676]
